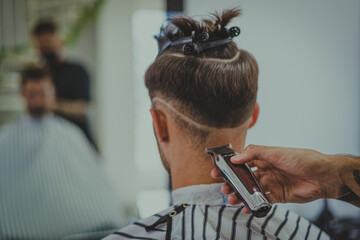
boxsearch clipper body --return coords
[206,144,271,217]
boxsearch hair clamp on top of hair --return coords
[227,26,241,37]
[182,31,209,55]
[155,23,240,55]
[182,26,241,55]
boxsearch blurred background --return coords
[0,0,359,238]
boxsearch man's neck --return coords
[165,120,248,190]
[170,138,246,190]
[170,150,223,190]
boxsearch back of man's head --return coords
[146,8,258,144]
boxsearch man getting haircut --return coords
[0,65,125,239]
[104,8,330,240]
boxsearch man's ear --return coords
[248,102,259,129]
[150,108,169,142]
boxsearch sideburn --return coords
[153,124,171,173]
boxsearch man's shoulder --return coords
[0,118,19,131]
[0,118,21,141]
[103,207,172,240]
[62,60,88,74]
[102,204,330,240]
[51,115,86,135]
[245,204,330,240]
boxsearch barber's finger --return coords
[228,193,242,205]
[221,182,234,195]
[248,160,273,172]
[254,167,283,183]
[246,161,256,168]
[252,169,268,183]
[231,144,268,164]
[252,173,282,202]
[256,173,279,191]
[257,179,286,204]
[267,194,278,204]
[242,207,251,214]
[263,191,283,204]
[252,171,261,181]
[210,168,222,179]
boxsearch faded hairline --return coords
[151,97,250,146]
[152,97,238,131]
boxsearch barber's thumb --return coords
[230,154,246,164]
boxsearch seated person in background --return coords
[104,8,330,240]
[31,18,96,148]
[0,65,125,240]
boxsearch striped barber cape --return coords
[0,114,125,240]
[104,183,330,240]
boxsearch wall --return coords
[95,0,165,216]
[185,0,360,220]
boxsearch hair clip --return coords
[182,31,210,55]
[155,24,241,56]
[192,31,210,42]
[181,27,240,55]
[228,26,241,37]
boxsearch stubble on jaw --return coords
[28,106,47,118]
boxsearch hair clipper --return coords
[206,144,272,217]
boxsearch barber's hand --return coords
[211,145,343,207]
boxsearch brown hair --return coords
[146,8,258,137]
[32,18,58,36]
[21,65,50,86]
